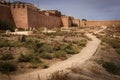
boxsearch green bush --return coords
[47,71,69,80]
[98,35,120,49]
[40,53,53,60]
[38,44,53,53]
[31,56,41,63]
[76,40,87,47]
[34,42,44,52]
[58,44,66,50]
[24,40,53,53]
[65,48,79,54]
[64,44,78,54]
[97,36,120,56]
[0,62,17,74]
[9,41,22,47]
[0,40,22,48]
[0,53,14,60]
[56,43,79,54]
[102,62,120,75]
[54,50,67,59]
[23,38,36,49]
[18,53,41,63]
[18,54,32,62]
[0,40,10,47]
[44,33,56,36]
[28,41,53,53]
[109,41,120,48]
[59,43,73,50]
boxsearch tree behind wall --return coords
[81,19,87,21]
[82,19,87,27]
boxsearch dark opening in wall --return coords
[13,5,15,8]
[18,4,20,8]
[22,4,25,8]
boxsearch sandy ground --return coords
[11,33,101,80]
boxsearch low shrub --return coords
[98,35,120,55]
[0,53,14,60]
[0,62,17,74]
[76,40,87,47]
[102,62,120,75]
[0,40,10,47]
[18,54,32,62]
[0,40,22,48]
[31,56,42,63]
[34,42,44,52]
[9,41,22,47]
[54,50,67,59]
[29,63,40,69]
[109,41,120,49]
[47,71,69,80]
[65,48,79,54]
[38,44,53,53]
[44,33,56,36]
[57,43,79,54]
[40,53,53,60]
[18,53,41,63]
[59,43,69,50]
[97,35,120,49]
[95,59,104,65]
[23,38,36,49]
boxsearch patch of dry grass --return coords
[47,71,69,80]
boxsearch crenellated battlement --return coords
[10,3,39,11]
[11,4,26,8]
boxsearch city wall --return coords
[80,20,120,27]
[11,4,28,29]
[0,3,120,30]
[61,16,72,27]
[27,7,61,29]
[10,4,62,29]
[0,4,15,26]
[72,19,80,27]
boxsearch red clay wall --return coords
[80,20,120,27]
[0,4,15,26]
[27,7,61,29]
[11,4,28,29]
[72,19,80,27]
[61,16,72,27]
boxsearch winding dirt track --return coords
[12,33,101,80]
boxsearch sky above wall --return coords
[9,0,120,20]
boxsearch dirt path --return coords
[11,33,101,80]
[94,26,107,34]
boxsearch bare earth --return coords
[11,33,101,80]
